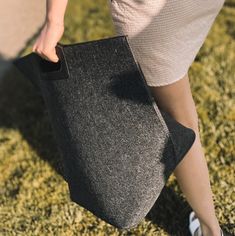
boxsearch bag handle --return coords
[39,43,70,81]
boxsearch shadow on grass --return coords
[0,0,234,234]
[2,49,234,235]
[0,59,65,179]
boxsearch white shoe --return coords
[189,211,202,236]
[189,211,224,236]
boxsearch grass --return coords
[0,0,234,235]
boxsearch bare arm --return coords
[32,0,68,62]
[46,0,68,25]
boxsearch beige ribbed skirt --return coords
[108,0,225,87]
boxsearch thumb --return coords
[50,49,59,63]
[42,46,59,63]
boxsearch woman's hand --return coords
[32,20,64,62]
[32,0,68,62]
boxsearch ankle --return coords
[200,222,222,236]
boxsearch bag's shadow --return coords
[0,59,196,235]
[0,60,65,175]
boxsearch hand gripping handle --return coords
[39,43,70,81]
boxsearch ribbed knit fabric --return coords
[108,0,225,86]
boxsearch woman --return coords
[33,0,225,235]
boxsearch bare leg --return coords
[148,73,221,236]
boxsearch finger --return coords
[33,26,47,53]
[41,47,59,63]
[32,37,41,52]
[32,27,46,52]
[34,46,50,62]
[34,46,43,56]
[32,44,36,52]
[50,47,60,62]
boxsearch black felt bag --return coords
[13,35,196,229]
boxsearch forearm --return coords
[46,0,68,25]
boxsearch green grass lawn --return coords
[0,0,234,235]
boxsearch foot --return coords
[188,211,224,236]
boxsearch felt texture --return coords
[13,35,196,229]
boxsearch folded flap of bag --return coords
[13,52,41,90]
